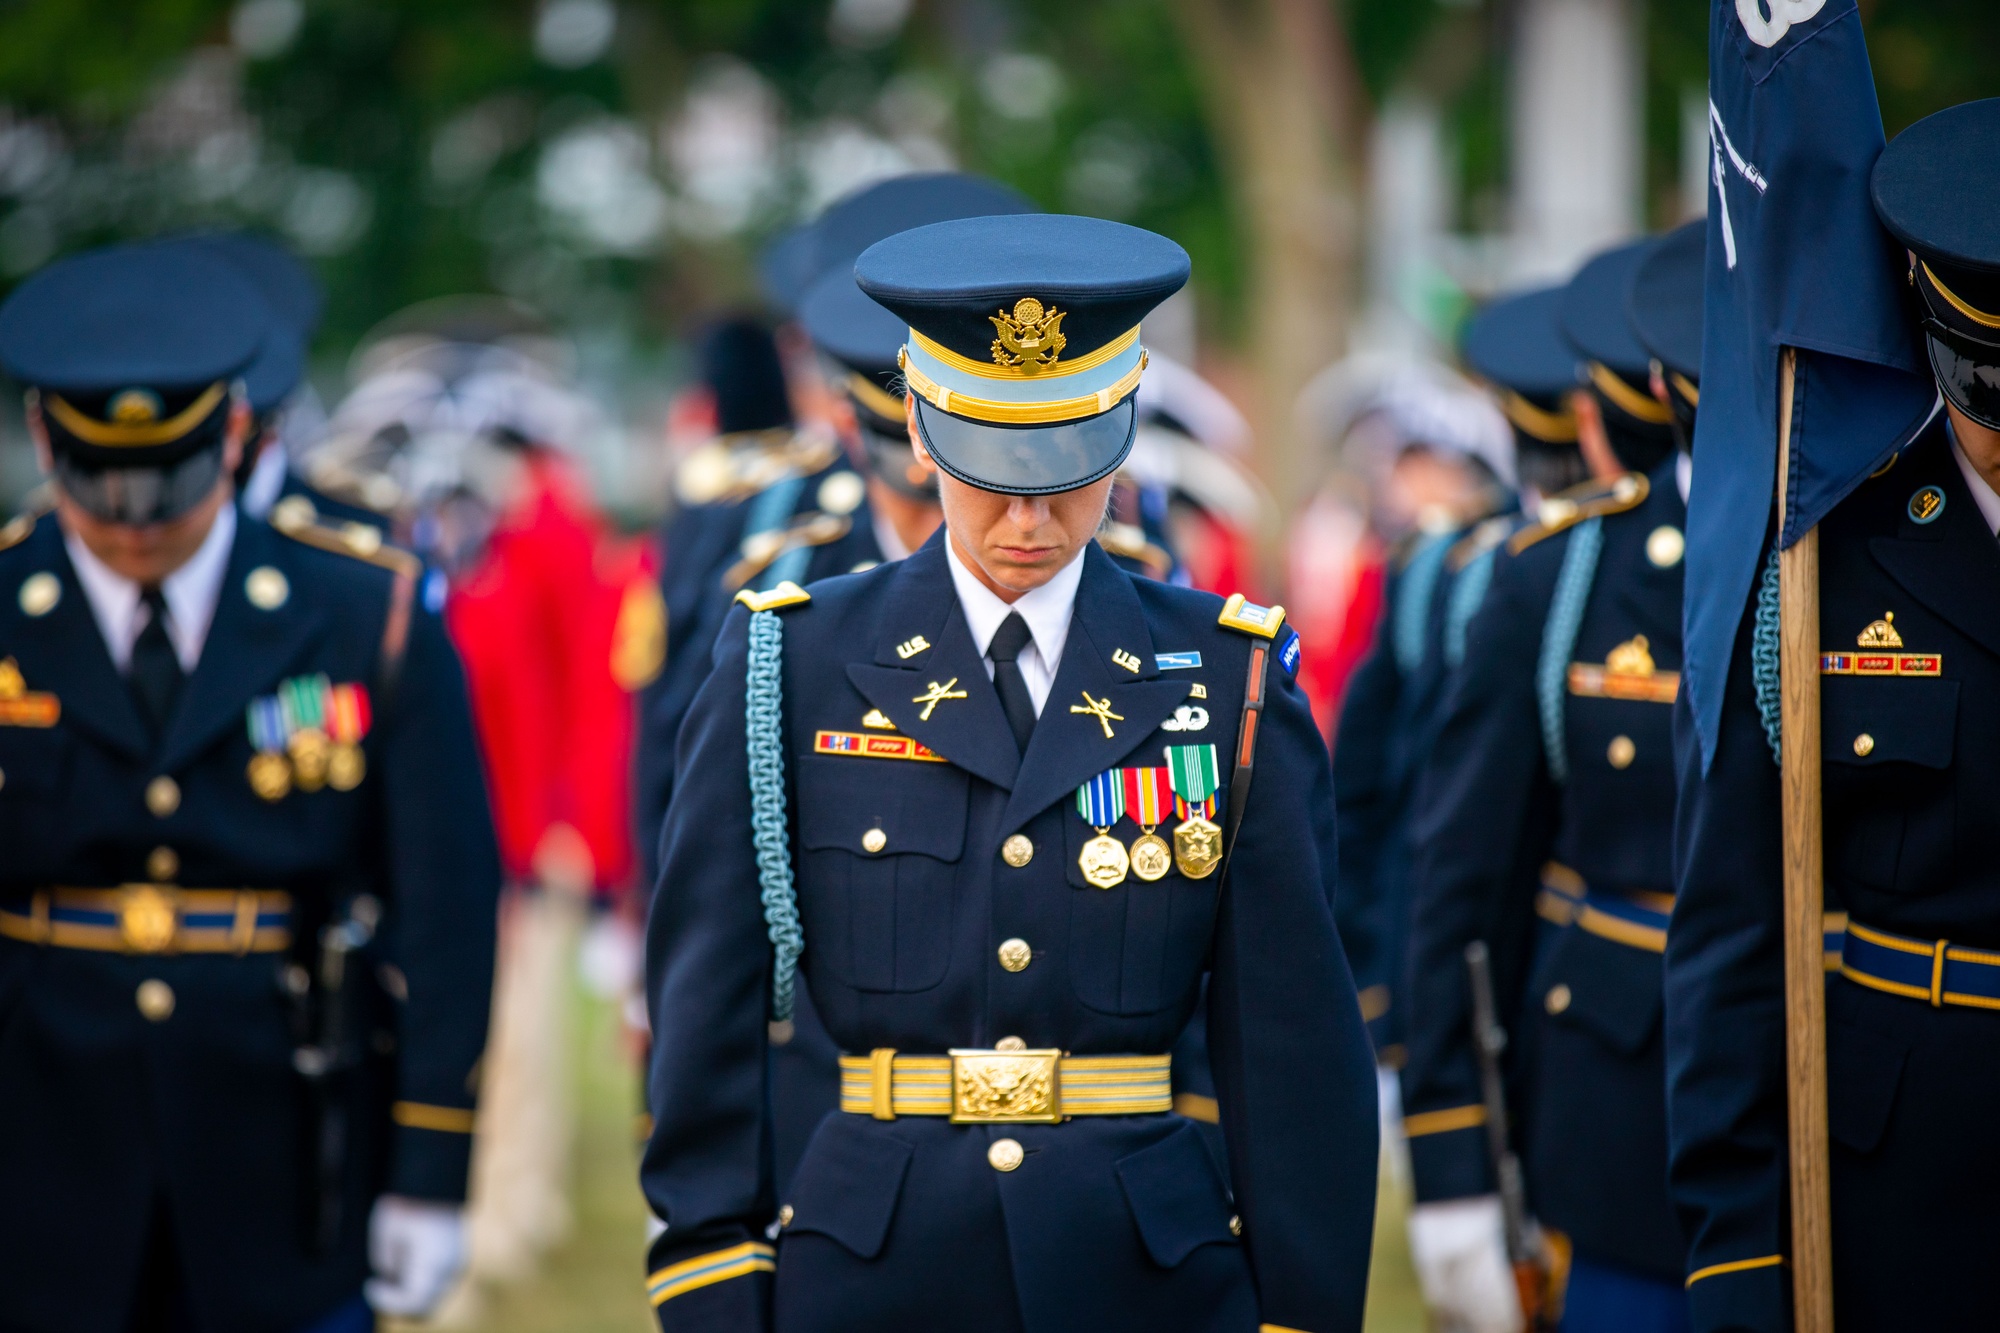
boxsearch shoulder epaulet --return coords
[1448,514,1517,571]
[676,430,841,506]
[270,494,420,577]
[1507,472,1650,555]
[725,512,854,590]
[734,581,811,613]
[0,510,39,554]
[1096,522,1173,580]
[1217,592,1286,639]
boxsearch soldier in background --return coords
[0,243,497,1329]
[1399,227,1701,1333]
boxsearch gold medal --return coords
[288,727,331,791]
[1172,815,1223,880]
[328,742,366,792]
[1129,831,1172,881]
[247,751,293,802]
[1078,831,1130,889]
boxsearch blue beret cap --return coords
[1627,220,1705,383]
[855,213,1188,494]
[1873,98,2000,327]
[0,243,263,394]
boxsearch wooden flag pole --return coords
[1776,347,1834,1329]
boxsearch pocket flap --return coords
[1115,1122,1238,1268]
[1822,676,1957,769]
[1828,1019,1907,1155]
[796,754,968,860]
[1536,924,1663,1056]
[782,1116,913,1260]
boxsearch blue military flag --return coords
[1684,0,1936,768]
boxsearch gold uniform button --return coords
[18,571,60,617]
[1646,525,1686,568]
[988,1138,1025,1172]
[997,938,1032,972]
[145,776,181,818]
[244,565,289,610]
[1853,733,1875,757]
[1001,834,1034,868]
[147,846,179,883]
[777,1204,795,1229]
[1607,735,1636,769]
[1229,1214,1243,1237]
[861,827,888,854]
[136,979,175,1022]
[1545,983,1573,1015]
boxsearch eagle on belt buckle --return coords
[949,1048,1063,1123]
[119,884,180,953]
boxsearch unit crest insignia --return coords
[990,298,1067,374]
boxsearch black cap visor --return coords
[54,445,226,525]
[1924,318,2000,432]
[859,420,939,502]
[914,396,1136,496]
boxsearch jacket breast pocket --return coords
[1823,677,1956,894]
[797,755,967,993]
[1531,921,1663,1056]
[1063,811,1217,1016]
[1116,1121,1241,1268]
[0,724,71,802]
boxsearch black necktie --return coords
[987,611,1037,754]
[130,587,184,736]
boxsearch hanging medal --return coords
[1122,766,1175,881]
[1074,770,1130,888]
[327,682,371,791]
[246,695,293,802]
[282,674,334,792]
[1165,744,1224,879]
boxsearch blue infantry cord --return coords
[1535,516,1604,785]
[1751,543,1783,763]
[745,608,804,1028]
[1443,546,1498,671]
[1394,532,1455,675]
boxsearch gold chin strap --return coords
[1920,262,2000,331]
[899,346,1147,426]
[1501,390,1580,444]
[43,381,228,447]
[1587,362,1675,425]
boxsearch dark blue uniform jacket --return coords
[0,508,498,1333]
[639,534,1377,1333]
[1402,462,1687,1280]
[1667,419,2000,1333]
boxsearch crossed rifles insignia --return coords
[990,298,1067,374]
[912,679,969,721]
[1070,691,1123,739]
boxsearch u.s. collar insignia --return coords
[1111,648,1142,674]
[1909,485,1945,524]
[896,635,931,660]
[990,298,1066,374]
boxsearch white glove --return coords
[1406,1195,1523,1333]
[365,1195,467,1318]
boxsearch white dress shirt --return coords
[945,536,1087,717]
[65,501,237,674]
[1950,426,2000,536]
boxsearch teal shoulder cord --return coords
[1393,532,1454,674]
[1535,516,1604,784]
[1751,544,1783,764]
[1443,546,1498,671]
[745,608,804,1021]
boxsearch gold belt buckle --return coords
[118,884,180,954]
[948,1048,1063,1124]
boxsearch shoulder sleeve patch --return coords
[734,581,812,613]
[0,510,38,554]
[270,496,420,576]
[1218,592,1286,639]
[1276,626,1302,676]
[1508,472,1650,555]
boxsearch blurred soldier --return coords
[1667,99,2000,1331]
[1332,367,1517,1070]
[0,245,497,1329]
[1399,227,1703,1333]
[639,213,1376,1332]
[634,318,874,884]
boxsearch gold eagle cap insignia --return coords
[990,298,1067,374]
